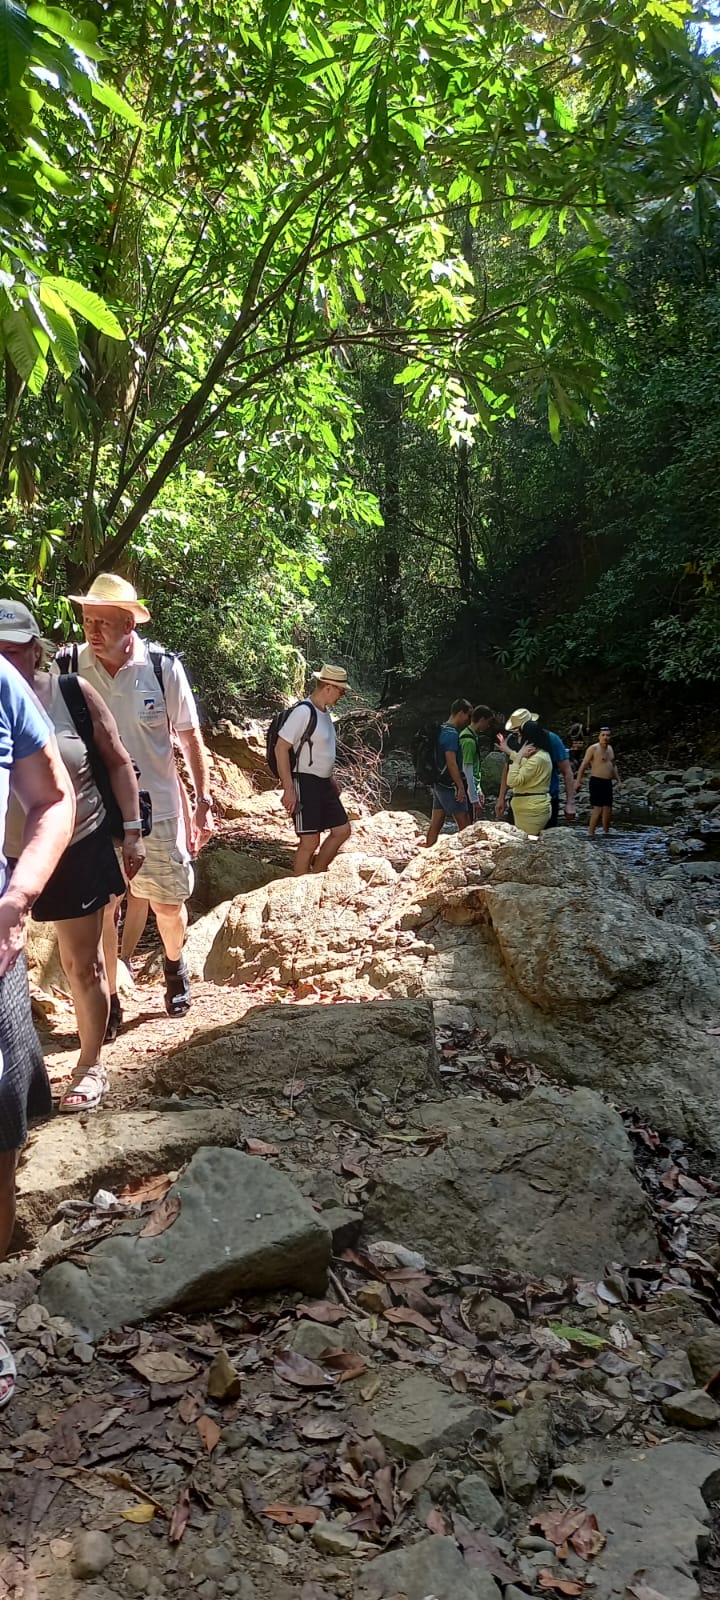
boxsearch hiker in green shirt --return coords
[459,705,495,820]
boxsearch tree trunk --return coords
[378,375,405,704]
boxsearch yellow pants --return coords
[511,794,551,835]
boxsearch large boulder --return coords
[181,825,720,1146]
[192,842,289,910]
[39,1147,331,1335]
[365,1087,656,1276]
[582,1443,720,1600]
[152,997,440,1129]
[206,718,275,788]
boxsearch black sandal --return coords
[164,955,191,1017]
[105,994,123,1042]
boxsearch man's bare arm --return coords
[559,757,576,813]
[178,726,214,851]
[445,750,463,793]
[575,746,594,788]
[2,739,75,975]
[276,738,296,817]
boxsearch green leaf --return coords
[529,210,552,248]
[38,282,79,374]
[40,276,125,338]
[2,308,40,381]
[547,392,561,444]
[0,0,33,91]
[548,1323,607,1348]
[90,77,141,124]
[26,2,103,56]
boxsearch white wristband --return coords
[123,820,142,832]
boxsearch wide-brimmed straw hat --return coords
[505,706,538,731]
[311,663,351,689]
[68,573,150,624]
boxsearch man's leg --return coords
[151,900,187,962]
[102,896,123,1039]
[425,808,447,847]
[121,889,149,962]
[588,806,602,837]
[602,806,612,835]
[294,833,320,875]
[547,794,560,829]
[454,810,470,831]
[55,911,108,1074]
[312,822,351,873]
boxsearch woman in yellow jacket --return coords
[501,719,553,835]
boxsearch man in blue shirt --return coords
[0,656,74,1408]
[425,698,473,847]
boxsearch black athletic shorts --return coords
[294,774,349,836]
[32,821,125,923]
[589,776,613,809]
[0,954,51,1151]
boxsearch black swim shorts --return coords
[294,774,349,836]
[589,776,613,809]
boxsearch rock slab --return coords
[371,1372,488,1459]
[583,1443,720,1599]
[355,1534,499,1600]
[367,1086,656,1276]
[39,1148,331,1336]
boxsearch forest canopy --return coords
[1,0,718,707]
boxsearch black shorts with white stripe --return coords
[293,773,349,836]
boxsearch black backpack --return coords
[266,700,317,779]
[56,641,170,706]
[56,657,153,840]
[411,720,443,786]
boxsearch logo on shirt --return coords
[143,696,157,712]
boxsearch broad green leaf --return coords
[38,282,79,374]
[0,0,33,91]
[90,77,141,124]
[548,1323,607,1348]
[26,2,103,56]
[40,276,124,338]
[2,307,40,380]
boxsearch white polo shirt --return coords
[66,635,200,823]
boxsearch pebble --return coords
[222,1582,240,1596]
[662,1387,720,1427]
[311,1521,360,1555]
[517,1535,554,1553]
[71,1530,114,1579]
[267,1546,290,1569]
[225,1488,246,1509]
[197,1584,218,1600]
[551,1463,587,1494]
[456,1472,505,1533]
[72,1341,95,1365]
[471,1294,516,1339]
[288,1524,306,1543]
[126,1564,152,1593]
[194,1548,233,1580]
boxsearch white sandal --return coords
[59,1064,108,1115]
[0,1329,16,1409]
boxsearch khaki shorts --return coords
[120,816,194,906]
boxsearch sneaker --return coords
[163,954,191,1018]
[105,994,123,1042]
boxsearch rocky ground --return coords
[3,733,720,1600]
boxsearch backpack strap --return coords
[148,644,169,700]
[295,700,317,770]
[57,673,93,752]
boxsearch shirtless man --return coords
[575,727,620,837]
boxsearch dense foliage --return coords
[1,0,718,704]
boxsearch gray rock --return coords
[291,1320,346,1361]
[149,998,440,1131]
[355,1535,499,1599]
[311,1521,359,1555]
[687,1331,720,1387]
[193,844,288,911]
[125,1566,152,1594]
[40,1148,331,1335]
[661,1388,720,1428]
[71,1531,114,1579]
[457,1471,505,1531]
[367,1088,655,1277]
[471,1295,516,1339]
[584,1442,720,1599]
[322,1205,364,1253]
[371,1372,488,1459]
[496,1391,555,1503]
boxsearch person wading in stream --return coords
[575,726,621,836]
[56,574,214,1031]
[275,665,352,875]
[0,655,75,1408]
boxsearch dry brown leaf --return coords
[263,1503,322,1526]
[168,1484,191,1545]
[139,1194,181,1238]
[245,1138,280,1157]
[178,1393,201,1425]
[273,1349,337,1388]
[120,1503,155,1523]
[538,1574,584,1597]
[321,1350,368,1382]
[384,1306,437,1334]
[130,1350,195,1385]
[426,1505,449,1535]
[341,1154,366,1180]
[295,1300,347,1325]
[452,1513,518,1585]
[196,1415,221,1453]
[119,1172,172,1204]
[298,1415,347,1442]
[532,1507,605,1559]
[626,1583,674,1600]
[206,1348,242,1402]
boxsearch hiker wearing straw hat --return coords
[273,664,351,874]
[55,574,214,1028]
[496,707,576,827]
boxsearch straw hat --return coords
[311,664,351,689]
[505,706,538,731]
[68,573,150,624]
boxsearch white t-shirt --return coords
[281,699,336,778]
[55,635,200,823]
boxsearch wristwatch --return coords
[196,794,213,808]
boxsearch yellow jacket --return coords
[507,749,552,794]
